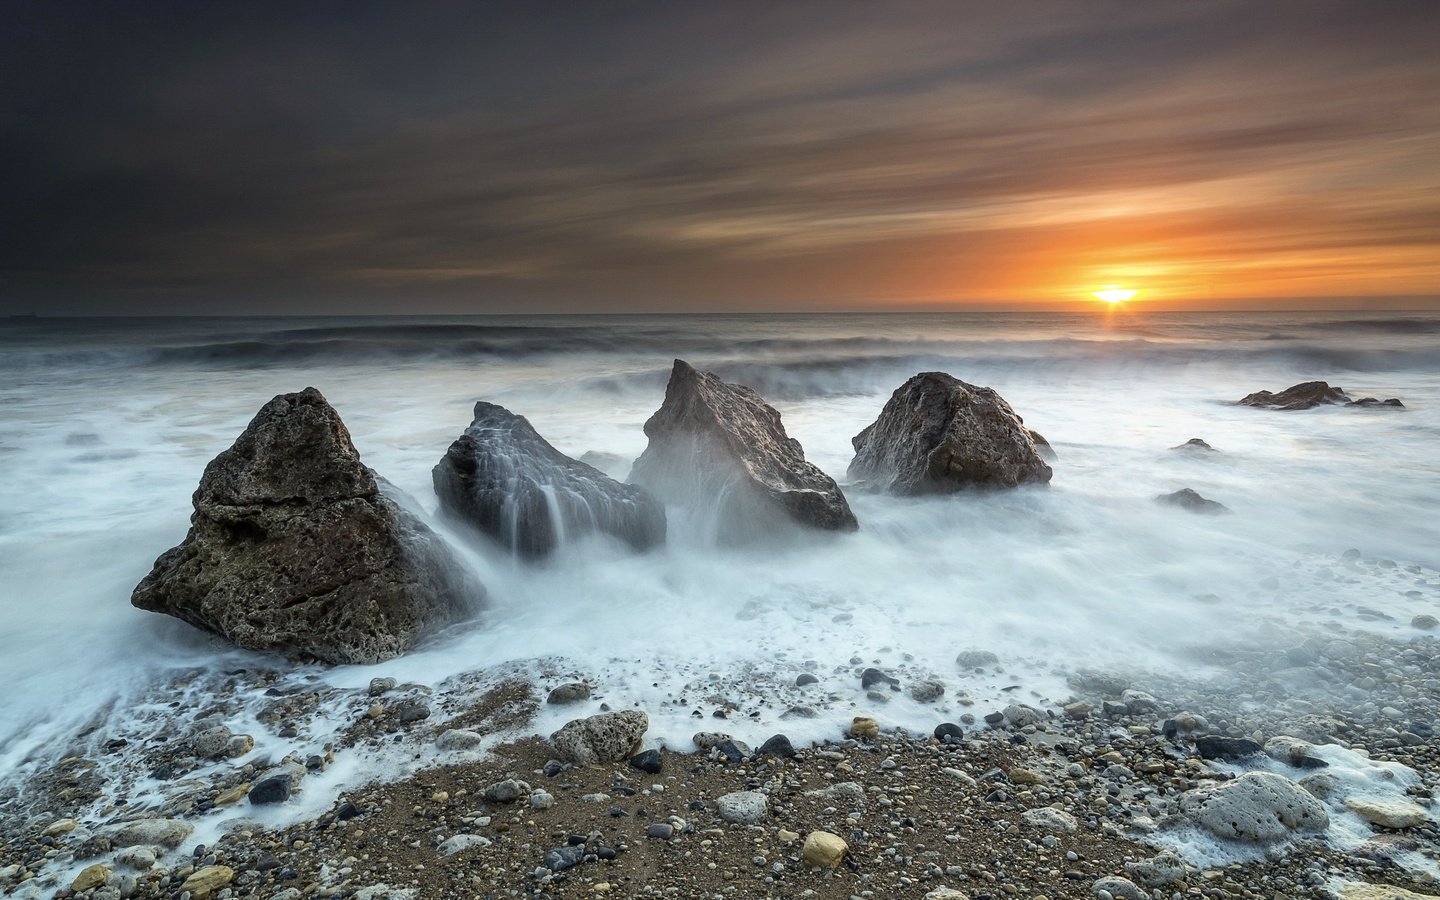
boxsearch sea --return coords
[1,310,1438,841]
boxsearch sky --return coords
[2,1,1439,315]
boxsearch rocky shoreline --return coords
[4,602,1439,900]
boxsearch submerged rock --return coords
[1156,488,1229,514]
[849,372,1051,493]
[1238,381,1349,410]
[1346,396,1405,408]
[1027,429,1057,460]
[434,401,665,558]
[629,360,856,538]
[1171,438,1216,452]
[132,388,481,664]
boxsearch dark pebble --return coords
[629,749,663,775]
[395,701,431,725]
[647,823,674,840]
[716,740,750,763]
[758,734,797,758]
[860,667,897,690]
[1196,735,1263,761]
[983,712,1005,726]
[795,673,819,686]
[612,785,637,796]
[543,760,566,778]
[933,723,964,744]
[335,801,360,820]
[609,807,629,818]
[596,846,618,861]
[248,774,292,805]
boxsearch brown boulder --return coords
[133,388,482,664]
[849,372,1051,493]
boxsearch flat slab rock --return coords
[132,388,482,664]
[629,359,856,539]
[433,401,665,558]
[849,372,1051,493]
[1238,381,1349,410]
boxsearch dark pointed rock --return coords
[628,749,663,774]
[434,401,665,558]
[758,734,797,758]
[629,360,856,538]
[132,388,481,664]
[1238,381,1349,410]
[849,372,1052,493]
[247,774,292,805]
[1156,488,1229,515]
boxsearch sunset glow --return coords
[1092,287,1138,305]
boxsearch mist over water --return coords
[2,310,1438,808]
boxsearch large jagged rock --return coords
[433,401,665,559]
[848,372,1052,493]
[1238,381,1349,410]
[628,360,856,538]
[132,388,481,664]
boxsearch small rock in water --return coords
[715,739,751,763]
[860,667,899,690]
[1171,437,1217,452]
[1238,380,1349,410]
[1412,614,1438,630]
[908,679,945,702]
[190,724,234,759]
[394,699,431,724]
[248,773,293,805]
[1156,488,1229,514]
[850,716,879,739]
[436,729,484,752]
[628,748,662,774]
[547,682,592,705]
[368,676,397,696]
[795,672,819,686]
[934,722,964,743]
[955,649,998,668]
[801,831,847,868]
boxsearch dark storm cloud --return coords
[1,0,1438,312]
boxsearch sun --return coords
[1092,286,1137,305]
